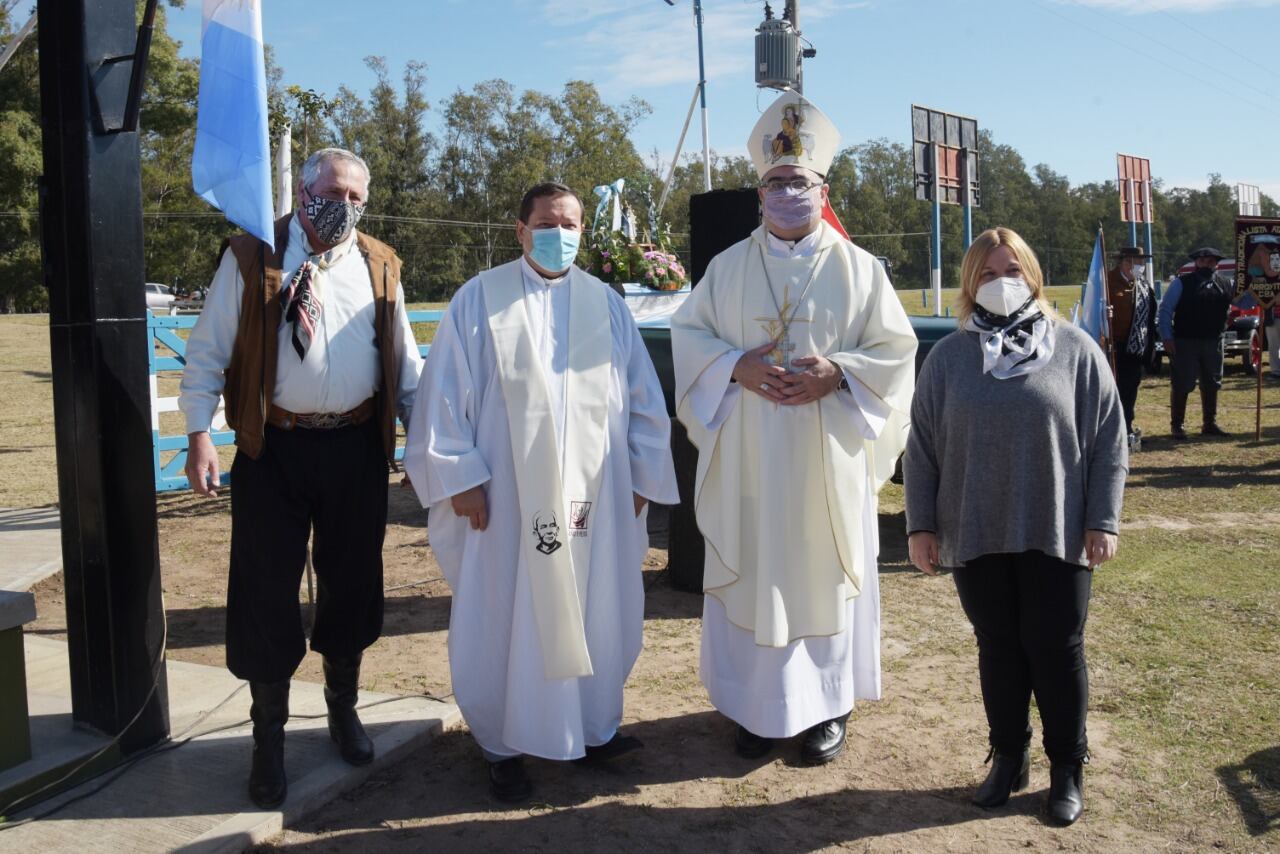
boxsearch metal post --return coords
[1143,181,1155,288]
[694,0,711,192]
[930,142,943,316]
[1127,178,1138,247]
[961,147,973,250]
[791,0,802,94]
[36,0,169,751]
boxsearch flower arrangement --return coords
[583,229,636,283]
[584,234,688,292]
[638,248,686,292]
[583,181,689,291]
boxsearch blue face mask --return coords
[528,227,581,274]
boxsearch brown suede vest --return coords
[221,215,404,467]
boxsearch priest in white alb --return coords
[404,182,678,802]
[671,94,917,764]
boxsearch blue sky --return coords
[169,0,1279,198]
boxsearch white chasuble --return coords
[404,258,678,760]
[672,223,917,737]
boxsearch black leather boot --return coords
[1047,760,1086,825]
[488,757,532,802]
[1201,387,1229,436]
[972,745,1030,808]
[324,654,374,766]
[1170,389,1189,440]
[800,712,850,765]
[248,679,290,809]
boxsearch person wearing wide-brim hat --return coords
[1106,247,1158,450]
[1156,247,1246,439]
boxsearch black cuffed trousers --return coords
[226,421,388,682]
[952,551,1092,763]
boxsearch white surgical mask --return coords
[975,276,1034,318]
[1132,264,1145,277]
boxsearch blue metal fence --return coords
[148,309,444,492]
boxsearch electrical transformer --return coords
[755,18,799,90]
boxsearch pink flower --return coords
[603,263,613,273]
[656,267,667,277]
[602,250,611,258]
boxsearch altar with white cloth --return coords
[620,283,691,329]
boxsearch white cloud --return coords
[537,0,870,94]
[1061,0,1280,12]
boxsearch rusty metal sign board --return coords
[912,104,980,206]
[1117,153,1153,223]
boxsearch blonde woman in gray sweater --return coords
[903,227,1127,827]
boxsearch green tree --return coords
[0,4,42,311]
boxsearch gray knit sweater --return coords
[903,321,1128,569]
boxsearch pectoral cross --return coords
[756,283,810,372]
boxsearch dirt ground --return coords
[10,312,1279,853]
[23,458,1274,852]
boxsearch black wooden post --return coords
[37,0,169,752]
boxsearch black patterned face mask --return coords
[303,188,365,245]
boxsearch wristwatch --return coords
[837,375,849,391]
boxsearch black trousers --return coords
[226,421,388,682]
[952,551,1092,763]
[1115,351,1144,434]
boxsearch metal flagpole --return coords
[694,0,711,192]
[1143,181,1153,264]
[931,142,943,316]
[1100,225,1117,379]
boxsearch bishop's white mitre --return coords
[748,92,841,180]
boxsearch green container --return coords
[0,625,32,772]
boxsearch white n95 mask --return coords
[975,277,1034,318]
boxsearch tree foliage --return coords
[0,7,1275,309]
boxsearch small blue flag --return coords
[1078,228,1109,347]
[191,0,274,250]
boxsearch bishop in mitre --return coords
[404,182,678,801]
[671,94,917,764]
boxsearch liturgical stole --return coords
[480,264,611,680]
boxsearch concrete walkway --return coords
[0,637,460,852]
[0,506,62,592]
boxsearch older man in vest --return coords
[179,148,423,808]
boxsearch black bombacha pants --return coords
[952,551,1092,764]
[226,421,388,683]
[1115,351,1144,435]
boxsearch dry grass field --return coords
[3,303,1279,852]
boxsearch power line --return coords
[1159,9,1270,76]
[1063,0,1256,91]
[1032,1,1252,110]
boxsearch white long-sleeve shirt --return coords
[178,215,423,434]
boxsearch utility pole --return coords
[789,1,801,93]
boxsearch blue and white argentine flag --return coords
[191,0,274,250]
[1077,228,1109,348]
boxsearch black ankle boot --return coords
[972,745,1030,808]
[324,654,374,766]
[1170,389,1189,440]
[248,679,290,809]
[1201,387,1229,436]
[1047,760,1086,825]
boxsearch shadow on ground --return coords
[269,710,1055,853]
[1218,745,1280,837]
